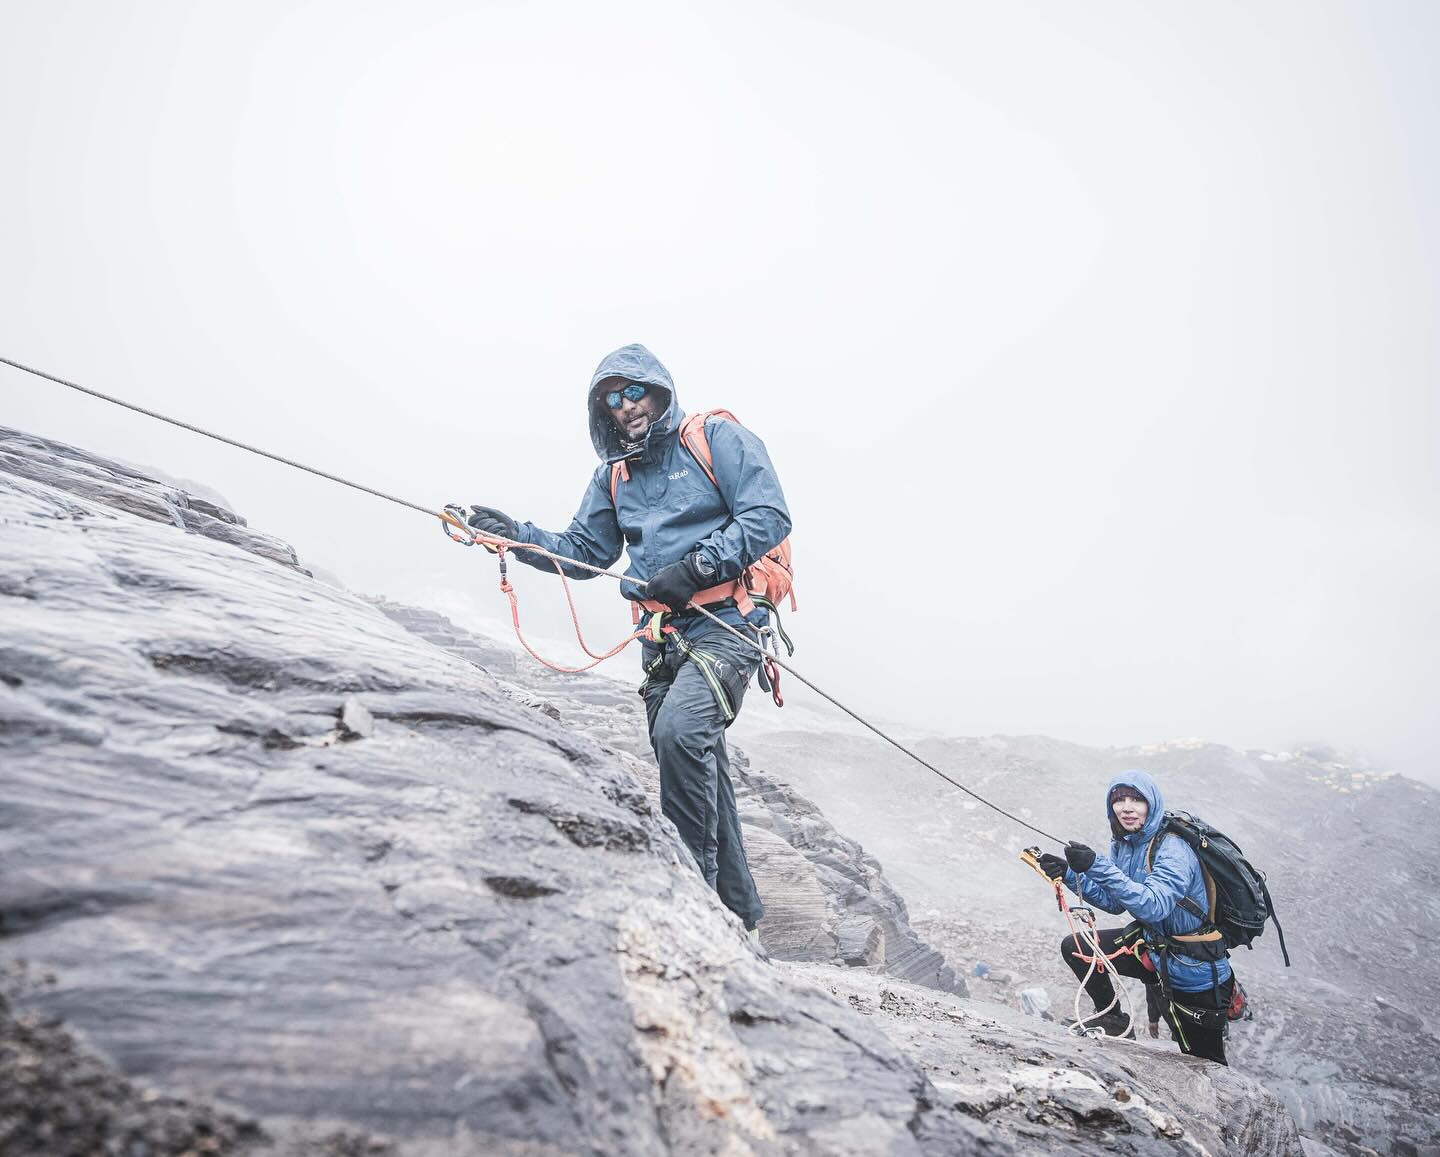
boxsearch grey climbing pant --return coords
[639,620,765,930]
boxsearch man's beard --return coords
[619,416,650,451]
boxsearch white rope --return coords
[1066,889,1136,1039]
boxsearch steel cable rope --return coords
[2,353,1064,844]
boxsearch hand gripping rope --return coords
[2,353,1065,846]
[439,504,661,673]
[1019,848,1139,1039]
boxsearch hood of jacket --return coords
[586,344,680,464]
[1105,769,1166,847]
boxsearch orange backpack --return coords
[610,409,796,621]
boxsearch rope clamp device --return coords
[1020,846,1065,912]
[441,504,480,546]
[441,503,509,558]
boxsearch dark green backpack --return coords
[1146,811,1291,966]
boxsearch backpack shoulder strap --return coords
[1148,822,1215,922]
[678,409,740,490]
[1259,874,1292,967]
[1144,826,1169,873]
[614,412,734,499]
[608,460,630,505]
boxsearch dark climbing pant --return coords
[640,621,765,930]
[1061,929,1231,1065]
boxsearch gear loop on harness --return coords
[763,656,783,706]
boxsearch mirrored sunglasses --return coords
[604,382,648,409]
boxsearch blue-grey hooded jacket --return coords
[509,344,792,637]
[1065,770,1233,993]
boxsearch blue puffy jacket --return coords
[509,344,792,639]
[1065,770,1233,993]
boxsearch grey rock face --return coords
[0,425,308,573]
[362,597,965,998]
[789,962,1307,1157]
[741,729,1440,1153]
[788,963,1305,1157]
[1,428,1300,1155]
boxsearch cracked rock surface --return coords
[362,596,965,998]
[788,964,1303,1157]
[1,425,1302,1155]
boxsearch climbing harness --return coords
[1,353,1065,845]
[1020,847,1138,1039]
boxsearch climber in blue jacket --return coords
[1037,770,1235,1064]
[466,345,792,933]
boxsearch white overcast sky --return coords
[3,2,1437,780]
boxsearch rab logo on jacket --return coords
[668,469,690,481]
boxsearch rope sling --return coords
[1020,848,1139,1038]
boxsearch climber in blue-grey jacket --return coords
[1036,770,1235,1064]
[466,344,792,933]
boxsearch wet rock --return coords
[1,428,996,1154]
[337,695,374,740]
[363,596,968,997]
[836,915,885,966]
[793,964,1305,1157]
[0,426,1303,1155]
[0,426,307,573]
[744,726,1440,1151]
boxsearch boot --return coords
[1068,1010,1136,1039]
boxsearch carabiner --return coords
[440,503,479,545]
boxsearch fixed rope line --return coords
[685,605,1064,841]
[0,353,643,589]
[1,355,440,521]
[3,353,1063,844]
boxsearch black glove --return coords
[467,505,517,541]
[1064,841,1096,873]
[1037,852,1068,880]
[645,554,707,612]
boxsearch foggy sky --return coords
[3,2,1436,781]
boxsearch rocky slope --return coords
[0,424,1303,1155]
[738,730,1440,1155]
[362,596,962,995]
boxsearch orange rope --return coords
[1044,876,1139,973]
[438,515,660,674]
[495,546,659,674]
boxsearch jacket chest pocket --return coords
[616,465,725,527]
[664,464,726,519]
